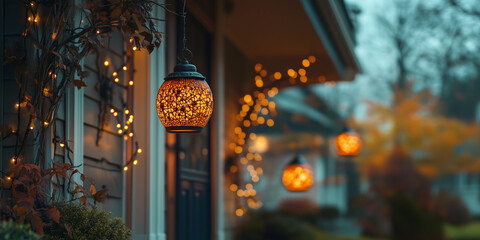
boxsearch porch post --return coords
[212,0,226,239]
[131,1,167,239]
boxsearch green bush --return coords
[0,220,40,240]
[235,211,317,240]
[45,202,130,240]
[389,193,444,240]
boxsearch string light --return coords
[133,159,138,165]
[59,142,65,147]
[137,148,142,154]
[123,166,128,171]
[114,78,119,83]
[125,109,129,114]
[113,72,118,77]
[104,60,110,66]
[128,81,134,86]
[228,56,318,216]
[123,66,127,71]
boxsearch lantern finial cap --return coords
[288,155,307,165]
[165,59,206,80]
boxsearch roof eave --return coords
[301,0,362,81]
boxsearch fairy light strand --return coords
[229,56,320,216]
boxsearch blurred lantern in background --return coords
[156,59,213,133]
[335,127,362,156]
[282,155,314,191]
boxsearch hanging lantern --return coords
[282,155,314,191]
[156,59,213,133]
[335,128,362,156]
[156,1,213,133]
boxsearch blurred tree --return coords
[354,84,479,178]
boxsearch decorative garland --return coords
[228,56,322,217]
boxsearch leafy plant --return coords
[0,220,40,240]
[45,202,130,240]
[389,193,444,240]
[235,211,316,240]
[0,163,103,234]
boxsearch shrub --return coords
[389,193,444,240]
[434,189,471,226]
[45,202,130,240]
[235,211,317,240]
[0,220,40,240]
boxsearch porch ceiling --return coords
[224,0,341,82]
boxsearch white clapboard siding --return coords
[82,30,128,218]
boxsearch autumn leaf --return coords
[48,208,60,223]
[80,196,87,205]
[94,189,108,204]
[90,184,96,195]
[73,80,87,90]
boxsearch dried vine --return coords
[0,0,164,233]
[3,0,163,166]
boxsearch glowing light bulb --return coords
[113,72,117,77]
[59,142,65,147]
[125,109,129,114]
[128,81,134,86]
[132,46,137,51]
[104,60,109,66]
[274,72,282,80]
[110,108,115,113]
[123,166,128,171]
[6,177,11,180]
[302,59,310,68]
[235,209,244,217]
[133,160,138,165]
[124,125,128,130]
[44,121,49,126]
[129,132,134,137]
[118,129,123,134]
[137,148,142,154]
[114,78,119,83]
[113,112,118,117]
[116,124,121,128]
[123,66,127,71]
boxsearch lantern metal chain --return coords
[180,0,193,62]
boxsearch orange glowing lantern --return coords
[156,59,213,133]
[282,156,314,191]
[156,1,213,133]
[335,128,361,156]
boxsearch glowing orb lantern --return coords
[156,59,213,133]
[335,128,361,156]
[282,156,314,191]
